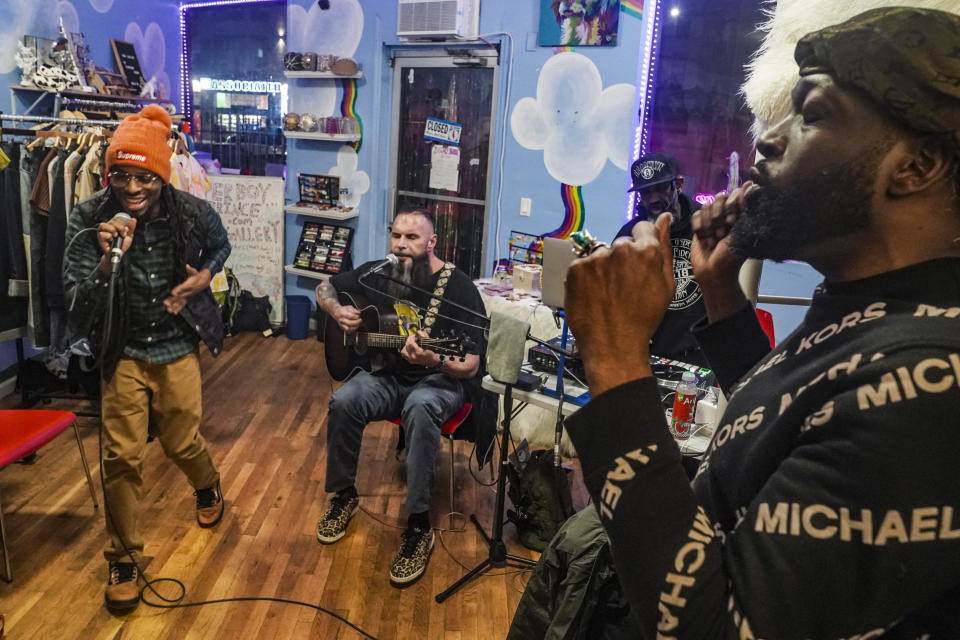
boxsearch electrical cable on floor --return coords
[88,259,378,640]
[94,416,379,640]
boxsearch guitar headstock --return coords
[429,329,474,361]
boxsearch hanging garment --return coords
[73,142,104,205]
[19,144,45,343]
[0,142,27,333]
[27,146,57,348]
[63,149,84,216]
[170,152,210,199]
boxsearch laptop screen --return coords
[540,237,578,309]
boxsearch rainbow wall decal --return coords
[339,78,363,152]
[544,183,585,239]
[552,45,575,54]
[621,0,643,20]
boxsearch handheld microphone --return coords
[109,212,132,276]
[367,253,399,275]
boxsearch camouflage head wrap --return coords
[794,7,960,152]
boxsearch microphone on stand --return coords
[367,252,399,275]
[109,212,132,276]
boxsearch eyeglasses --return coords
[108,169,161,187]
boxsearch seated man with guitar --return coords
[315,207,486,586]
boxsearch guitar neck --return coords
[357,333,448,349]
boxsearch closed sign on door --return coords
[424,117,462,145]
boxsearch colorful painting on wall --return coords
[539,0,622,47]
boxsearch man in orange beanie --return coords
[63,105,231,611]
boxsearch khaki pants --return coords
[100,351,219,563]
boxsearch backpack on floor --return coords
[506,440,575,551]
[214,268,242,334]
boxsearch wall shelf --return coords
[284,265,333,280]
[284,205,358,220]
[283,131,360,142]
[284,71,363,79]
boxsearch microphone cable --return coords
[79,225,379,640]
[91,422,378,639]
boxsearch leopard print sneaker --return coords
[389,525,435,586]
[316,493,359,544]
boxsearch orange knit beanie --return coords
[105,105,173,183]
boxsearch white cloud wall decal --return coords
[510,52,634,186]
[327,145,370,209]
[285,0,363,117]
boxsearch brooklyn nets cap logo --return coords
[636,160,665,181]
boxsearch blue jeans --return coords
[325,370,466,515]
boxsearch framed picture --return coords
[538,0,622,47]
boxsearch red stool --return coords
[0,410,99,582]
[390,402,472,524]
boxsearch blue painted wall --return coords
[0,0,821,386]
[282,0,647,307]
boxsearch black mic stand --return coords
[435,379,536,603]
[357,269,578,602]
[360,269,578,358]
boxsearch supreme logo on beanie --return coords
[105,104,173,184]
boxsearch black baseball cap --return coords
[628,152,680,192]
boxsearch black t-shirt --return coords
[330,260,487,377]
[615,192,707,366]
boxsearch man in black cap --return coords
[615,151,708,369]
[553,7,960,638]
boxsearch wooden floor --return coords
[0,332,590,639]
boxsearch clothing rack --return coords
[61,97,141,112]
[0,126,49,137]
[0,112,179,130]
[0,113,124,128]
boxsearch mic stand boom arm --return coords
[359,270,578,358]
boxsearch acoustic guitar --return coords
[323,291,467,382]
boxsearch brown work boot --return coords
[105,561,140,610]
[195,481,224,528]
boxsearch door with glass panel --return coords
[388,49,499,279]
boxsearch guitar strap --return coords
[420,262,455,338]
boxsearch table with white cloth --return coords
[476,280,569,451]
[474,279,725,457]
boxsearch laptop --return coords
[540,237,579,309]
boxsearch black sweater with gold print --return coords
[566,258,960,639]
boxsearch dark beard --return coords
[729,153,882,262]
[382,253,433,302]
